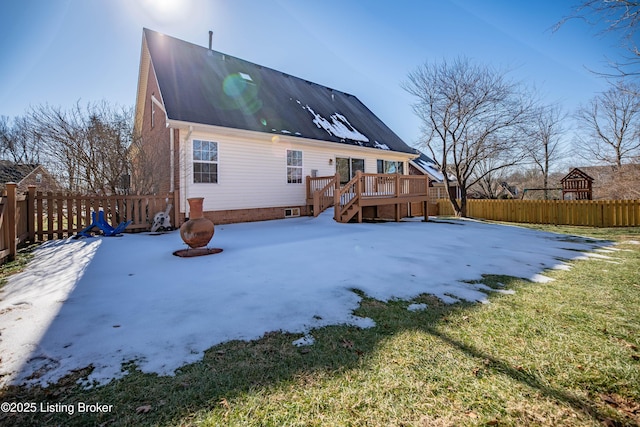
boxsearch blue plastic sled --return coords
[76,210,132,238]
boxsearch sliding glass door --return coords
[336,157,364,185]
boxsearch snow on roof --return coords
[238,72,253,81]
[303,105,369,143]
[415,158,444,181]
[373,141,390,150]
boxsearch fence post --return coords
[27,185,36,242]
[6,182,17,261]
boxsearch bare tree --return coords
[471,158,511,199]
[527,104,567,199]
[127,130,170,195]
[613,164,640,198]
[574,80,640,166]
[555,0,640,77]
[29,101,133,194]
[0,115,42,164]
[503,168,565,199]
[30,103,86,192]
[403,57,536,217]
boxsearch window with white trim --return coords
[287,149,303,184]
[377,160,404,174]
[193,140,218,183]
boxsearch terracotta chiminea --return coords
[179,197,214,248]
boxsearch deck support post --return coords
[356,170,362,223]
[395,174,400,222]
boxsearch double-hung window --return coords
[193,140,218,183]
[287,150,303,184]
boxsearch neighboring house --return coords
[0,161,60,193]
[408,150,460,199]
[497,182,518,199]
[134,29,422,224]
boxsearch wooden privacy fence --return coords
[436,198,640,227]
[0,183,28,263]
[0,183,174,263]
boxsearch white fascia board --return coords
[165,119,417,161]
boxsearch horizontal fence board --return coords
[436,198,640,227]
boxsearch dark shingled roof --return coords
[0,161,38,184]
[144,28,415,154]
[410,150,446,183]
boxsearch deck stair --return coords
[307,171,430,223]
[308,175,338,217]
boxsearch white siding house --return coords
[134,29,420,224]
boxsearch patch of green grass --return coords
[1,230,639,426]
[0,243,41,290]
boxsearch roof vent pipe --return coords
[208,30,213,50]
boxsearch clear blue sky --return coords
[0,0,625,146]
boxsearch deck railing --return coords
[309,175,338,217]
[330,172,430,222]
[307,175,336,196]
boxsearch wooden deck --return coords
[306,172,429,223]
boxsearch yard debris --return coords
[341,339,354,348]
[292,334,315,347]
[135,405,152,414]
[600,393,640,421]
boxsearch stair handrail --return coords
[312,174,338,216]
[334,171,363,221]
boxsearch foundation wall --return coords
[178,205,311,225]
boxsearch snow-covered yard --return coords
[0,212,609,388]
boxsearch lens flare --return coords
[222,74,247,98]
[138,0,188,23]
